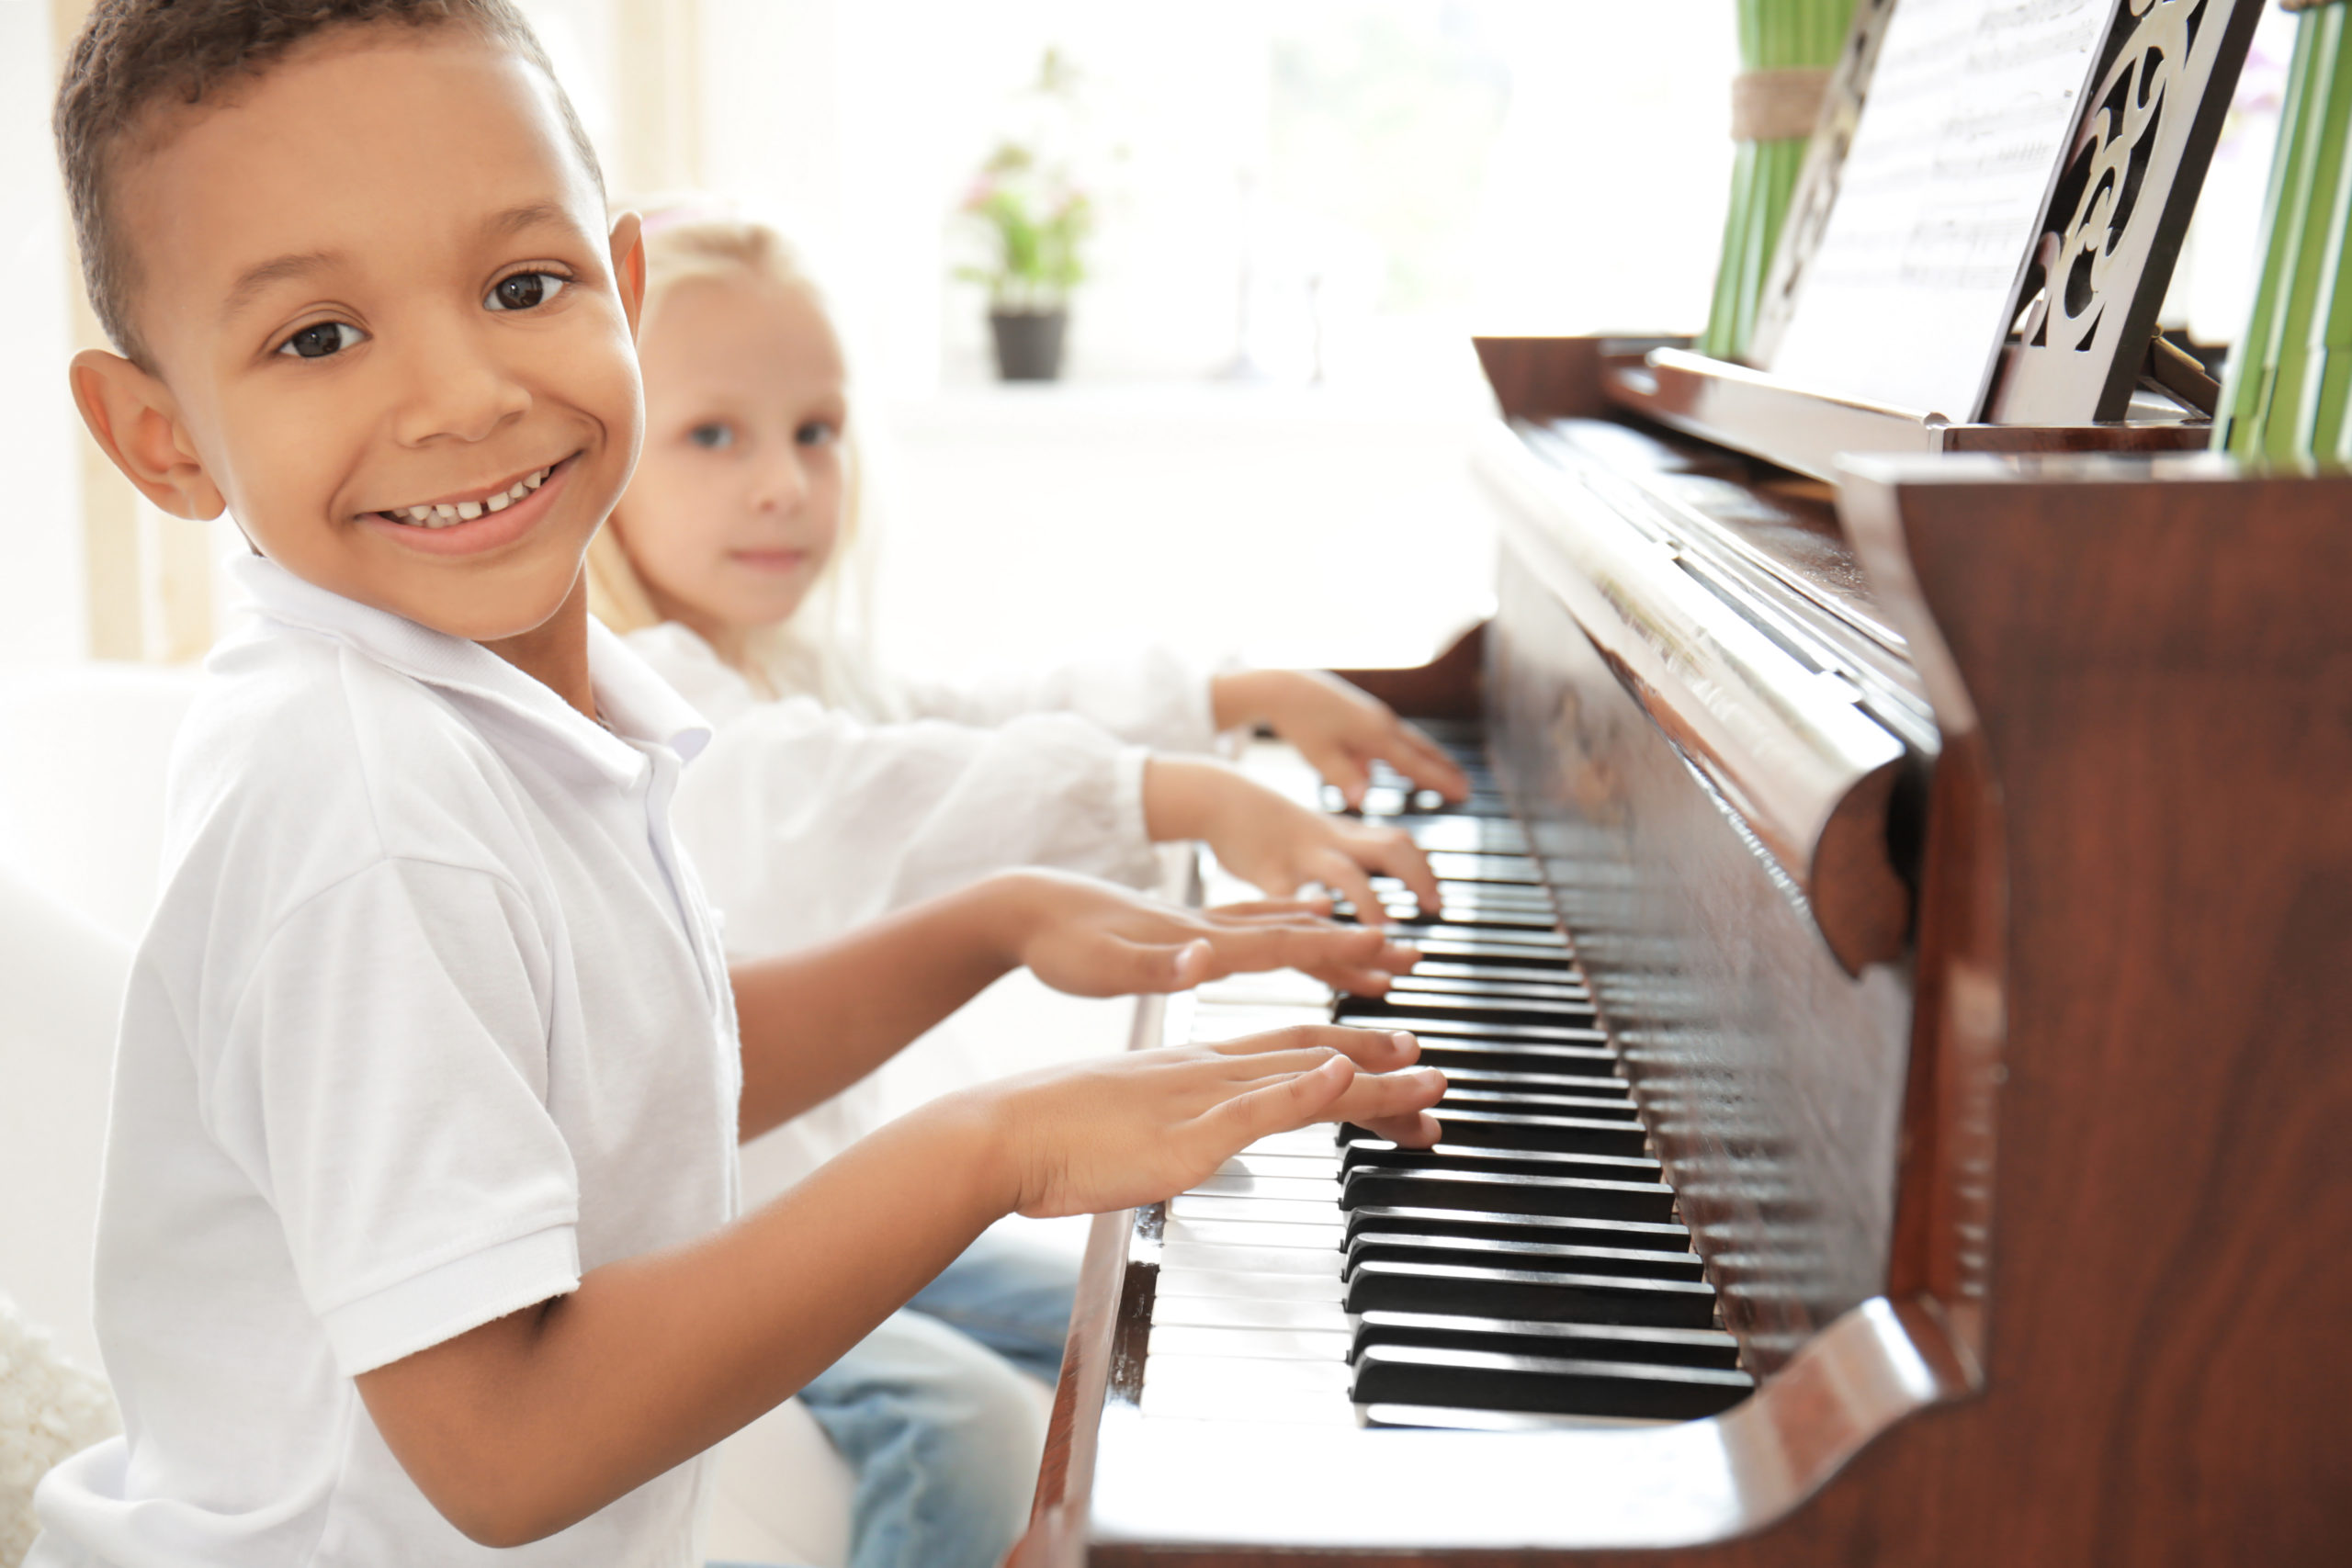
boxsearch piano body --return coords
[1015,4,2351,1561]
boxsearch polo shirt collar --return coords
[228,555,711,779]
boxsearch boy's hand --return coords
[1212,669,1471,808]
[1000,869,1418,998]
[982,1024,1445,1218]
[1145,757,1441,923]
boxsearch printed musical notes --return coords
[1765,0,2112,419]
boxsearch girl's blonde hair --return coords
[588,201,876,701]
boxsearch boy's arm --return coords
[356,1024,1442,1548]
[729,866,1419,1141]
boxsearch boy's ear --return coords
[610,210,646,338]
[68,351,226,522]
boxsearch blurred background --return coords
[0,0,2294,694]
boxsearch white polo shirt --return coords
[30,557,741,1568]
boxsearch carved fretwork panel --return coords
[1745,0,1899,372]
[1986,0,2267,423]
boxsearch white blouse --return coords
[626,622,1222,1191]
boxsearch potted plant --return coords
[956,54,1094,381]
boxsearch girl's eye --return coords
[795,421,839,447]
[277,321,365,359]
[689,423,735,450]
[486,272,570,312]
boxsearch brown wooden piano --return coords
[1013,3,2352,1562]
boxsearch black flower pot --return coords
[989,307,1068,381]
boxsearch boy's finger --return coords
[1316,851,1386,933]
[1304,745,1371,809]
[1194,1054,1354,1149]
[1209,1025,1419,1071]
[1350,1108,1444,1149]
[1393,723,1472,801]
[1332,1066,1448,1139]
[1359,832,1442,913]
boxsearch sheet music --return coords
[1766,0,2113,420]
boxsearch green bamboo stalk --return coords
[2222,5,2352,460]
[1701,0,1858,363]
[2219,13,2321,451]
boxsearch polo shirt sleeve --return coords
[207,856,580,1378]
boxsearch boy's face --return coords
[616,273,848,642]
[90,27,641,644]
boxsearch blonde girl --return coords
[592,207,1467,1568]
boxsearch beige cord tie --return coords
[1732,66,1833,142]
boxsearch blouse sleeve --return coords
[668,696,1164,959]
[891,645,1223,756]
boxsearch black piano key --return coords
[1439,1088,1641,1122]
[1341,992,1597,1028]
[1395,962,1589,991]
[1398,935,1576,968]
[1338,1141,1660,1185]
[1344,1015,1602,1046]
[1421,1107,1650,1157]
[1351,1310,1742,1371]
[1340,1203,1687,1253]
[1344,1259,1721,1328]
[1432,1066,1629,1099]
[1407,1041,1621,1077]
[1387,975,1590,1003]
[1342,1166,1677,1224]
[1344,1230,1705,1282]
[1352,1344,1752,1420]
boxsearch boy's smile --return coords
[74,24,644,682]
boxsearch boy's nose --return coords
[390,322,531,446]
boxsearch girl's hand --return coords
[980,1024,1445,1219]
[999,868,1419,998]
[1212,669,1471,809]
[1145,757,1442,924]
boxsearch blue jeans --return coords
[791,1229,1077,1568]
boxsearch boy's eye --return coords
[795,421,838,447]
[689,423,735,450]
[486,272,570,312]
[277,321,365,359]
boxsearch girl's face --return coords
[615,269,847,646]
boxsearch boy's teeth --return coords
[387,464,554,526]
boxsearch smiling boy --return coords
[29,5,1442,1564]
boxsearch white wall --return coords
[0,0,87,672]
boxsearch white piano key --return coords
[1170,1195,1346,1225]
[1212,1152,1340,1179]
[1239,1128,1344,1156]
[1196,970,1336,1008]
[1155,1266,1342,1303]
[1160,1241,1340,1277]
[1138,1358,1360,1426]
[1148,1293,1351,1332]
[1145,1324,1352,1361]
[1163,1216,1345,1251]
[1185,1173,1340,1202]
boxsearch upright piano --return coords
[1014,3,2352,1562]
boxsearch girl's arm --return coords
[727,865,1419,1140]
[355,1024,1442,1548]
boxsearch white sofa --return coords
[0,664,854,1568]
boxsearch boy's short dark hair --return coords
[54,0,605,367]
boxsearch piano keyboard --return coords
[1141,729,1754,1431]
